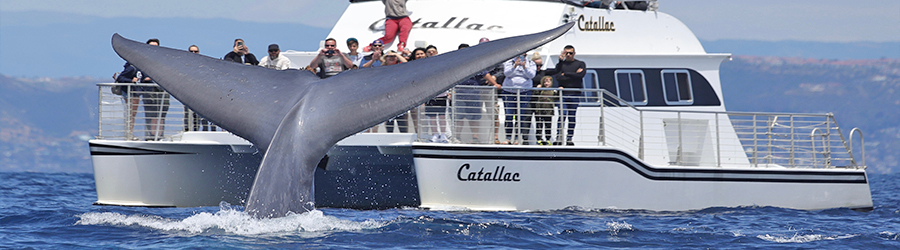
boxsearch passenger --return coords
[224,38,259,65]
[383,49,421,133]
[116,39,169,140]
[532,76,557,145]
[377,0,412,51]
[309,38,353,78]
[477,37,505,144]
[258,44,291,70]
[184,45,215,132]
[381,50,407,66]
[451,43,490,144]
[555,45,586,146]
[361,39,385,68]
[344,38,363,69]
[422,45,449,143]
[500,53,536,145]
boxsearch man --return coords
[361,39,385,68]
[116,38,169,140]
[224,38,259,65]
[259,44,291,70]
[555,45,586,145]
[184,44,215,132]
[500,53,536,144]
[309,38,353,78]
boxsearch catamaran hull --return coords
[412,144,873,211]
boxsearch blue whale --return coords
[111,22,574,218]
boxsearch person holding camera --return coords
[309,38,352,78]
[500,53,536,145]
[223,39,259,65]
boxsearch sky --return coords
[2,0,898,43]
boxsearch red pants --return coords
[380,17,412,50]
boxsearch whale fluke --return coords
[111,22,574,218]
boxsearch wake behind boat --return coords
[89,0,872,212]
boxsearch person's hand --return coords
[373,50,383,58]
[132,77,139,83]
[576,68,584,73]
[318,48,329,56]
[233,45,243,54]
[143,77,151,82]
[332,47,342,54]
[241,45,249,53]
[559,50,566,60]
[493,83,502,89]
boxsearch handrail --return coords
[93,82,861,169]
[849,128,866,168]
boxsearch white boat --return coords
[90,0,872,211]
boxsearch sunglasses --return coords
[189,50,199,53]
[268,50,279,52]
[565,52,574,55]
[372,44,383,47]
[324,44,336,48]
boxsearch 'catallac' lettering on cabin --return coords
[369,17,504,32]
[457,164,521,182]
[578,15,615,32]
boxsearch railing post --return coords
[789,114,795,168]
[97,85,104,139]
[849,128,865,168]
[599,90,605,146]
[639,109,644,160]
[716,113,721,167]
[752,114,758,167]
[677,111,683,166]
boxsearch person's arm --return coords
[245,53,259,65]
[116,65,136,83]
[278,57,292,70]
[569,61,586,79]
[334,48,353,69]
[309,49,325,70]
[524,60,537,80]
[502,60,515,77]
[362,56,376,68]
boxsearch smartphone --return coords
[237,41,244,46]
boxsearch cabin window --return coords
[582,70,599,102]
[661,70,693,105]
[614,70,647,105]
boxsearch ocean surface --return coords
[1,172,897,249]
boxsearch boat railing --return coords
[93,82,863,169]
[393,85,861,169]
[95,83,221,141]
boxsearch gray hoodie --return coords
[382,0,408,18]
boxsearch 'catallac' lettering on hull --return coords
[369,17,504,32]
[457,164,521,182]
[578,15,615,32]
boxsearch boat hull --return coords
[412,144,873,211]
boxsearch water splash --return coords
[756,233,857,243]
[75,206,385,236]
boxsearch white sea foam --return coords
[756,233,857,243]
[606,221,633,235]
[75,208,385,236]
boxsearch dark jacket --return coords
[555,59,586,91]
[224,51,259,65]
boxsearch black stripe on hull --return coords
[89,142,195,156]
[412,145,868,184]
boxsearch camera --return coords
[325,49,335,56]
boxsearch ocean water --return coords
[1,172,897,249]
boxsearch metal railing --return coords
[95,83,864,169]
[96,83,218,141]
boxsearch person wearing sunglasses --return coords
[259,44,292,70]
[554,45,586,146]
[361,39,385,68]
[309,38,352,78]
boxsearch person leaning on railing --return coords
[115,38,168,140]
[554,45,586,146]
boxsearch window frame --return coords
[613,69,648,106]
[581,69,599,102]
[660,69,694,105]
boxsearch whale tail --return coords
[111,22,575,218]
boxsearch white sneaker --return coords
[438,133,450,143]
[431,134,440,143]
